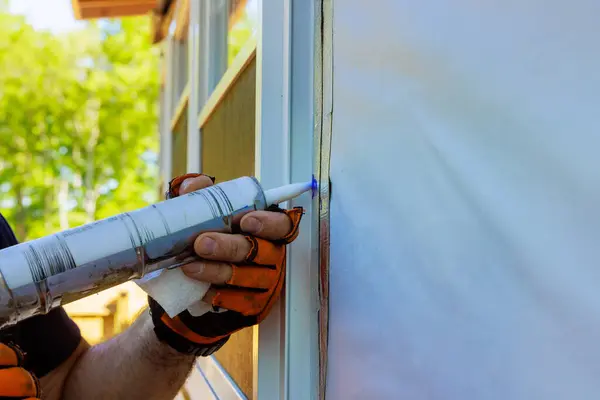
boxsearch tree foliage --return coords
[0,13,160,241]
[228,6,256,65]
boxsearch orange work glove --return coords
[0,342,41,399]
[149,174,304,356]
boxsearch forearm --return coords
[62,308,196,400]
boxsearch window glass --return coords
[172,0,189,112]
[173,39,188,111]
[228,0,257,65]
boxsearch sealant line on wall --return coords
[314,0,333,398]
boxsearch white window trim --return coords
[186,0,201,173]
[254,1,319,399]
[253,3,292,399]
[285,2,320,399]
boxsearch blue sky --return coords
[9,0,83,32]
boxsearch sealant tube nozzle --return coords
[264,181,313,205]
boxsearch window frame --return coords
[160,0,322,398]
[160,36,174,194]
[186,0,201,174]
[253,1,320,399]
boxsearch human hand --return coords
[0,342,41,399]
[149,173,303,356]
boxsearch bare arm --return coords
[42,309,195,400]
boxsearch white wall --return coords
[326,0,600,399]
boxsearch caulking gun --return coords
[0,176,313,329]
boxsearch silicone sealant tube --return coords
[0,177,273,329]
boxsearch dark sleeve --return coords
[0,214,82,377]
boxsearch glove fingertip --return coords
[0,342,24,367]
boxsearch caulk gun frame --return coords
[0,176,312,329]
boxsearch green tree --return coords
[0,13,160,241]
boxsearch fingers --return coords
[245,237,285,266]
[0,367,40,398]
[0,343,21,367]
[179,175,215,195]
[201,279,283,317]
[192,232,286,266]
[182,261,278,289]
[193,233,252,263]
[182,261,233,284]
[240,211,293,240]
[226,266,277,289]
[204,288,265,316]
